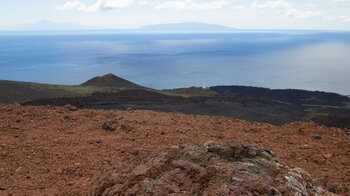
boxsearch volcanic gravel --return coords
[0,104,349,195]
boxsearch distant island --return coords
[138,22,235,32]
[0,20,235,32]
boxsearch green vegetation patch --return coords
[161,87,217,97]
[26,83,120,96]
[346,102,350,109]
[304,108,327,121]
[0,80,126,104]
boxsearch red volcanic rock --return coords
[0,104,349,195]
[88,141,332,196]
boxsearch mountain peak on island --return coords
[81,73,141,88]
[139,22,235,32]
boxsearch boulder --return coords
[88,140,333,196]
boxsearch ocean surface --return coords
[1,31,350,95]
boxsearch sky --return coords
[1,0,350,30]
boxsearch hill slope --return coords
[0,104,348,195]
[0,74,144,103]
[211,85,350,106]
[81,73,142,88]
[0,80,77,103]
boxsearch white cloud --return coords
[56,1,87,11]
[57,0,246,12]
[155,0,228,10]
[252,0,292,9]
[56,0,322,19]
[285,9,320,19]
[232,5,246,9]
[340,16,350,22]
[252,0,320,19]
[330,0,350,2]
[57,0,134,12]
[138,0,149,6]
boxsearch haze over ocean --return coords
[1,31,350,94]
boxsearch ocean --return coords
[1,31,350,94]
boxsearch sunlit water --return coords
[0,31,350,94]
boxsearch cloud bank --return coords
[155,0,228,10]
[252,0,320,19]
[57,0,350,22]
[57,0,134,12]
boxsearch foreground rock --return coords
[88,141,332,196]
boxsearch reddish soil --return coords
[0,104,349,196]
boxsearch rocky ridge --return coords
[88,141,332,196]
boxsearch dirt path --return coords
[0,104,349,195]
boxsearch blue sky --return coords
[1,0,350,30]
